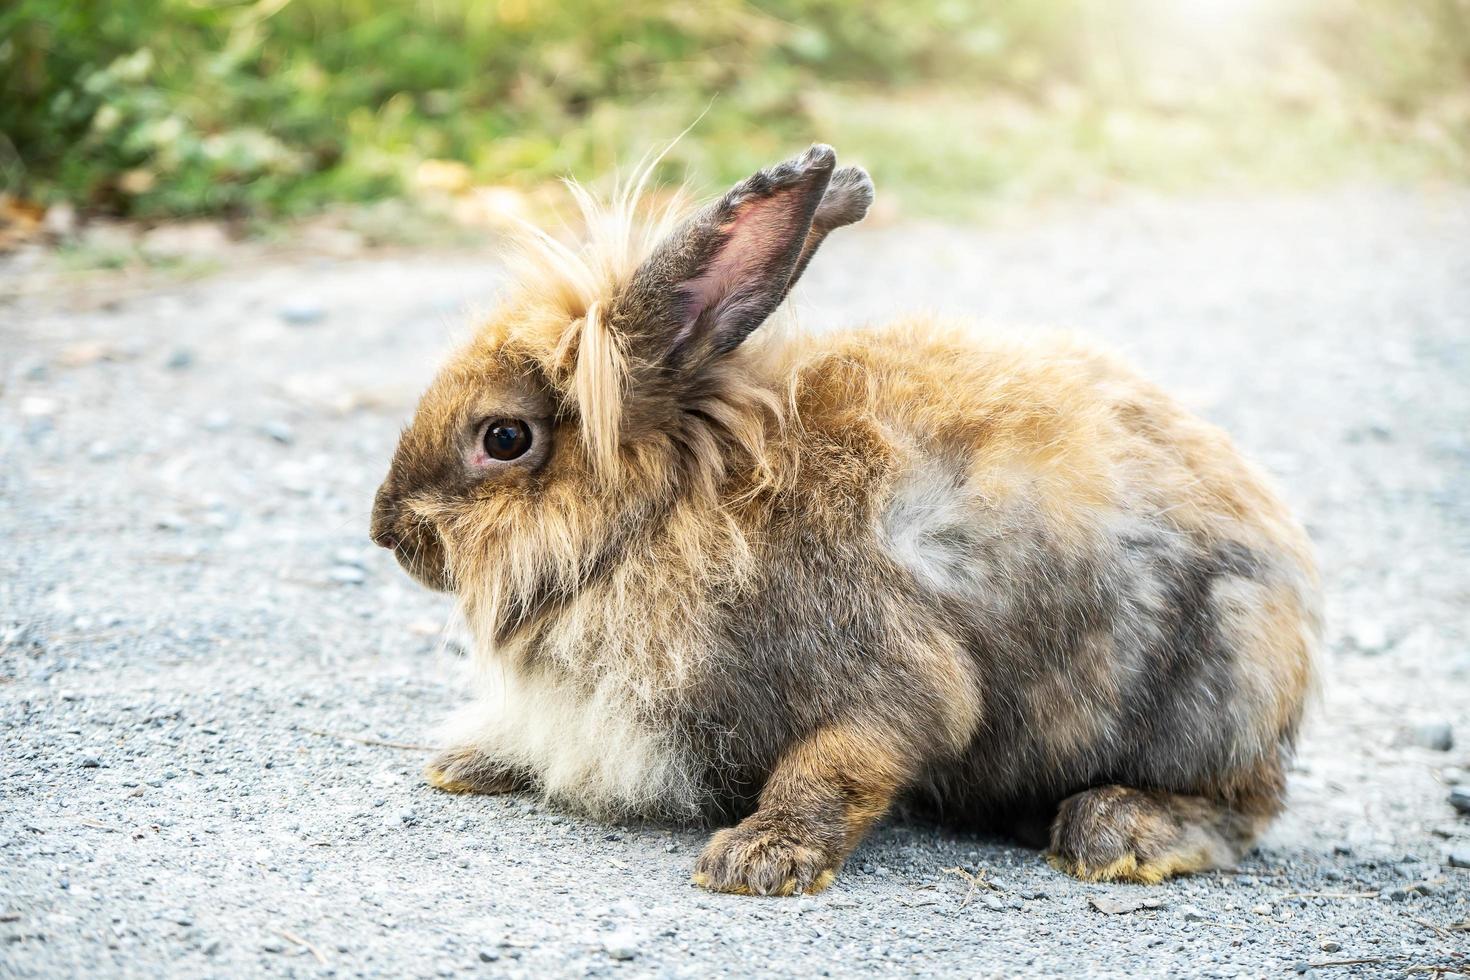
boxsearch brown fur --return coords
[693,723,908,895]
[371,146,1321,896]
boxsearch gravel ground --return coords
[2,187,1468,978]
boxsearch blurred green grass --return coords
[2,0,1467,223]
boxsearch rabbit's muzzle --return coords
[370,484,453,592]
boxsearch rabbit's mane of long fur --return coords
[433,170,811,818]
[494,165,794,482]
[501,170,677,475]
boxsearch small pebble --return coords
[261,421,295,445]
[1404,721,1453,752]
[1447,848,1470,869]
[1348,617,1390,654]
[1448,785,1470,815]
[279,300,327,326]
[21,395,59,417]
[1319,940,1341,953]
[165,348,195,371]
[330,565,367,585]
[603,931,639,961]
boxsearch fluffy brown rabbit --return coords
[370,145,1320,896]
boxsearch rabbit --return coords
[370,144,1320,897]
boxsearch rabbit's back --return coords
[761,319,1320,817]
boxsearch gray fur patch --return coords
[881,456,1302,817]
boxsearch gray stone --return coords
[603,931,640,960]
[278,300,327,326]
[261,421,295,445]
[1347,617,1391,654]
[1403,721,1453,751]
[1089,895,1150,915]
[330,565,367,585]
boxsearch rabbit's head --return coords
[370,145,872,643]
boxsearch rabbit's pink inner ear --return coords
[668,189,804,354]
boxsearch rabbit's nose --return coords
[370,483,400,550]
[369,505,397,549]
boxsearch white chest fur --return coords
[436,660,702,819]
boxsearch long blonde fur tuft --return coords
[504,154,688,478]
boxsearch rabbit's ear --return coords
[778,164,873,306]
[616,145,871,369]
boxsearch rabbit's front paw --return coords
[692,816,840,896]
[425,746,530,796]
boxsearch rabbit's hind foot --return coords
[1046,785,1249,884]
[425,746,531,796]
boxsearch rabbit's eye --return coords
[483,418,532,461]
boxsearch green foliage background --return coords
[3,0,1467,219]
